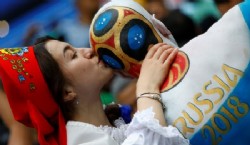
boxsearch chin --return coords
[102,68,114,81]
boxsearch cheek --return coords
[79,63,102,83]
[72,67,95,87]
[75,63,93,78]
[65,61,90,79]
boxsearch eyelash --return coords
[72,51,77,59]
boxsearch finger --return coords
[164,48,178,65]
[153,44,173,59]
[145,43,164,59]
[159,47,175,63]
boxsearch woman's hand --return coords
[136,43,178,96]
[136,43,178,126]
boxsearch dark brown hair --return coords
[0,80,3,91]
[104,104,121,126]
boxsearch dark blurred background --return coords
[0,0,221,48]
[0,0,77,47]
[0,0,48,22]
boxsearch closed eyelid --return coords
[63,45,75,58]
[63,49,76,63]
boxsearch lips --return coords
[97,57,102,64]
[97,58,106,67]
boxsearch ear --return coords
[63,85,77,102]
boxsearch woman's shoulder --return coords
[66,120,129,145]
[66,121,119,145]
[67,121,97,128]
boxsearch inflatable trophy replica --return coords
[89,0,250,144]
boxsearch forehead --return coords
[45,40,64,50]
[45,40,67,58]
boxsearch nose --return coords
[78,48,94,59]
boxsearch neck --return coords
[71,95,112,127]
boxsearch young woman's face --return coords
[45,40,114,92]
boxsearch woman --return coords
[0,37,189,145]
